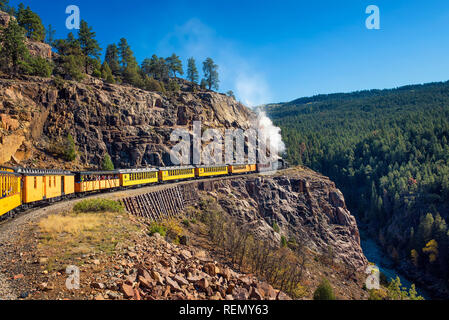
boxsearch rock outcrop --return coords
[207,168,368,270]
[0,10,11,28]
[0,76,253,168]
[0,11,52,61]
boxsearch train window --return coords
[34,177,37,188]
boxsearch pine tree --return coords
[118,38,132,69]
[104,44,120,77]
[101,61,115,83]
[142,55,169,81]
[166,53,183,78]
[16,4,45,41]
[202,57,219,90]
[78,20,101,73]
[0,19,28,74]
[187,57,199,83]
[45,24,56,46]
[117,38,141,86]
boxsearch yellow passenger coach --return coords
[19,168,75,204]
[196,165,229,178]
[0,170,21,218]
[158,166,195,182]
[119,168,159,187]
[228,164,257,174]
[75,171,120,193]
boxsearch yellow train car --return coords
[228,164,257,174]
[158,166,195,182]
[18,168,75,204]
[120,168,158,187]
[196,165,229,178]
[0,170,21,218]
[75,171,120,193]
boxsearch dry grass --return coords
[37,210,140,271]
[39,213,103,236]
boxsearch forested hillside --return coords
[267,82,449,292]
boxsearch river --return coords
[360,231,430,299]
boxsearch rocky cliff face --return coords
[0,76,252,168]
[206,168,368,271]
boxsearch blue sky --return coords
[10,0,449,105]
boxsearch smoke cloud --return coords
[255,111,286,157]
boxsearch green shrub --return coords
[182,219,190,227]
[73,199,124,213]
[144,76,164,92]
[167,79,180,92]
[280,235,288,248]
[101,154,114,170]
[273,222,280,233]
[20,56,53,77]
[148,223,167,237]
[61,54,85,81]
[313,278,336,300]
[64,134,76,161]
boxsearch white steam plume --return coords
[255,111,286,158]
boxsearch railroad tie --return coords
[158,192,168,219]
[152,192,164,220]
[128,198,139,216]
[166,188,177,217]
[170,188,180,213]
[174,187,184,212]
[141,195,152,220]
[165,189,175,218]
[137,195,148,219]
[142,193,155,221]
[133,196,142,217]
[161,190,172,218]
[126,197,135,216]
[175,187,183,209]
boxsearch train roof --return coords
[159,166,195,170]
[74,170,120,175]
[16,168,75,176]
[195,164,229,168]
[118,168,159,173]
